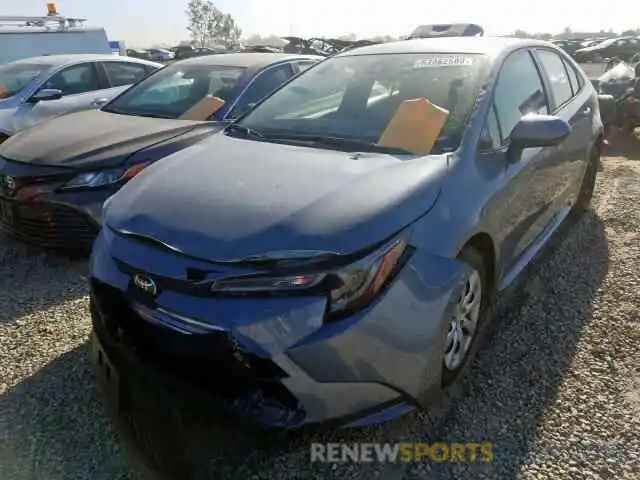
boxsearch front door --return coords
[14,62,115,131]
[478,49,559,276]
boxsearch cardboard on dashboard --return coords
[179,96,225,121]
[378,97,449,155]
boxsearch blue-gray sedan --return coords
[89,36,603,429]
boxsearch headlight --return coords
[210,237,410,320]
[61,163,148,190]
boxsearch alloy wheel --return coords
[444,270,482,371]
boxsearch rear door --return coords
[100,61,157,88]
[13,61,111,130]
[533,48,594,211]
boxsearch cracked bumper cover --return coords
[89,227,469,428]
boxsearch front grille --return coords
[0,197,98,250]
[91,279,293,401]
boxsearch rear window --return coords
[0,63,45,99]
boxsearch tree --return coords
[185,0,241,47]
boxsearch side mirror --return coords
[507,114,571,162]
[27,88,63,103]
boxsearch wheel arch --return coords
[458,232,497,294]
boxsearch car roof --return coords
[336,36,551,61]
[6,53,161,68]
[174,52,323,70]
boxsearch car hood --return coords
[104,134,448,263]
[0,109,218,169]
[575,45,603,53]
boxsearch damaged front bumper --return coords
[89,227,470,428]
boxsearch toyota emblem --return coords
[133,273,157,296]
[4,176,16,194]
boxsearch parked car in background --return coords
[146,48,175,63]
[0,53,321,250]
[89,34,602,429]
[574,36,640,62]
[126,48,152,60]
[0,54,162,141]
[0,14,111,65]
[172,46,222,60]
[551,39,585,57]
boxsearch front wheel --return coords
[441,247,489,386]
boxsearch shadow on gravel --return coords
[0,233,89,325]
[402,209,611,479]
[90,210,610,480]
[0,344,132,480]
[602,131,640,161]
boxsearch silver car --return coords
[0,54,162,142]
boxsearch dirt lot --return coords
[0,137,639,479]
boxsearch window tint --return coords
[480,102,502,150]
[561,57,580,95]
[228,64,293,118]
[535,49,573,108]
[103,64,245,119]
[0,63,45,99]
[103,62,151,87]
[44,63,101,96]
[494,50,548,138]
[292,61,316,74]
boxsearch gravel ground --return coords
[1,144,639,480]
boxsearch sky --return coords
[3,0,638,47]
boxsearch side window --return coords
[535,49,573,109]
[292,61,316,74]
[494,50,549,139]
[102,62,151,87]
[228,64,293,118]
[480,102,503,150]
[43,63,101,96]
[562,57,580,95]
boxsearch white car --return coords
[0,54,162,142]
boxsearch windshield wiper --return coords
[225,123,266,139]
[101,106,172,119]
[260,134,414,155]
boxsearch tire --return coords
[574,146,599,215]
[441,246,490,387]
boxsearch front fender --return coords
[285,248,471,408]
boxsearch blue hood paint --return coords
[104,133,447,262]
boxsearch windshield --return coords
[103,63,246,119]
[0,63,46,99]
[237,53,490,154]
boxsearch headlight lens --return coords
[61,163,148,190]
[210,237,409,319]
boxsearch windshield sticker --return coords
[414,56,474,68]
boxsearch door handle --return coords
[91,98,109,107]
